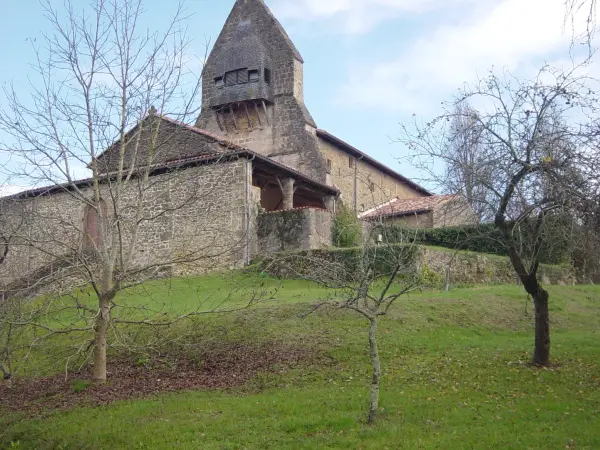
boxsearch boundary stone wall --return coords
[257,208,332,254]
[418,247,575,286]
[256,245,575,286]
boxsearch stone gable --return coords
[95,115,230,174]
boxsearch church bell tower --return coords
[196,0,328,184]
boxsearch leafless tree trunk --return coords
[271,225,422,423]
[367,317,380,423]
[92,293,112,381]
[0,297,34,382]
[0,234,8,265]
[0,322,13,380]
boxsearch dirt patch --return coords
[0,341,317,417]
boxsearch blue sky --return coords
[0,0,590,193]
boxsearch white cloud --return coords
[271,0,482,34]
[0,184,31,197]
[336,0,590,113]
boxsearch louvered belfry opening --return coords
[213,99,270,134]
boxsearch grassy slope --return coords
[13,273,331,377]
[1,279,599,449]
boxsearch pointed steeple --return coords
[206,0,303,67]
[196,0,329,184]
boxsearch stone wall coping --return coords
[260,207,328,215]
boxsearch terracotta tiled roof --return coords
[2,118,339,202]
[359,195,457,220]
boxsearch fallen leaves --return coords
[0,340,318,416]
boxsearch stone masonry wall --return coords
[0,192,84,289]
[432,198,478,228]
[387,212,434,229]
[256,245,574,287]
[418,247,575,286]
[0,160,251,290]
[318,138,424,213]
[257,208,332,254]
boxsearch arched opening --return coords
[83,199,108,249]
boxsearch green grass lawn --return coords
[9,272,332,377]
[37,271,331,328]
[1,278,599,449]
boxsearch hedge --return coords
[332,205,362,248]
[375,221,572,265]
[378,223,505,255]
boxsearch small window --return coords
[264,68,271,84]
[237,69,249,84]
[327,159,332,171]
[215,76,224,88]
[369,182,375,193]
[349,157,354,169]
[225,71,237,86]
[249,69,260,82]
[224,69,250,86]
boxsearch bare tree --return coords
[0,0,258,382]
[0,305,17,380]
[264,226,421,423]
[400,64,600,366]
[570,166,600,281]
[443,103,491,222]
[565,0,598,47]
[0,227,9,267]
[0,297,41,382]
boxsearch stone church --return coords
[195,0,434,209]
[0,0,471,291]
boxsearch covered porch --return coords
[251,159,338,213]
